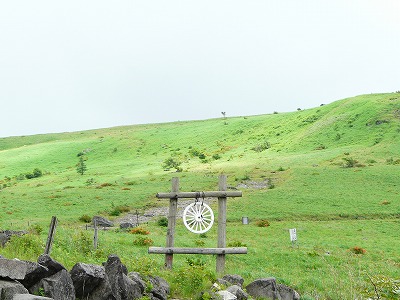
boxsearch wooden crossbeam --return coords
[148,247,248,255]
[156,191,242,199]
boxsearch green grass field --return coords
[1,93,399,299]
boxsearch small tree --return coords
[76,155,87,175]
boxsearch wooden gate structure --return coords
[148,175,247,273]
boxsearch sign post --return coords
[289,228,297,248]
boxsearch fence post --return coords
[44,216,57,255]
[216,174,227,274]
[165,177,179,269]
[93,220,98,250]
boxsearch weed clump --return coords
[255,219,270,227]
[251,140,271,152]
[109,204,130,216]
[157,217,168,227]
[133,236,153,246]
[350,246,366,255]
[130,227,150,235]
[227,240,247,247]
[79,214,92,223]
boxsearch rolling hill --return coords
[0,92,399,299]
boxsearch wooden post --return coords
[93,220,98,250]
[165,177,179,269]
[216,174,227,274]
[44,216,57,255]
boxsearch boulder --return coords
[70,263,106,298]
[30,270,75,300]
[0,258,48,288]
[216,278,231,288]
[92,216,114,228]
[119,222,136,229]
[104,255,142,300]
[148,276,170,300]
[0,280,29,300]
[0,230,27,247]
[127,272,146,294]
[222,275,244,288]
[226,285,248,300]
[277,284,300,300]
[37,255,66,277]
[245,278,281,300]
[13,295,53,300]
[82,276,113,300]
[217,290,237,300]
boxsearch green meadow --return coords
[0,93,399,299]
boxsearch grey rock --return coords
[222,275,244,288]
[0,280,29,300]
[217,290,237,300]
[104,255,142,300]
[92,216,114,227]
[70,263,106,298]
[245,278,281,300]
[0,233,8,247]
[37,255,66,277]
[127,272,146,294]
[119,222,135,229]
[12,295,53,300]
[83,276,113,300]
[226,285,248,300]
[0,258,48,288]
[216,278,231,288]
[30,270,75,300]
[148,276,170,300]
[277,284,300,300]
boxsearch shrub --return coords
[25,168,43,179]
[171,265,215,298]
[28,224,43,235]
[162,157,182,172]
[133,236,154,246]
[251,140,271,152]
[212,154,221,160]
[350,246,366,254]
[157,217,168,227]
[342,157,358,168]
[130,227,150,235]
[256,219,270,227]
[6,234,44,257]
[79,214,92,223]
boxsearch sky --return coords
[1,0,399,138]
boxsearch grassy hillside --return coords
[1,93,399,299]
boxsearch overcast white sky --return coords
[1,0,399,138]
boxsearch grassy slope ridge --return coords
[1,93,399,223]
[0,93,399,299]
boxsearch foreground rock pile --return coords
[0,254,300,300]
[0,254,168,300]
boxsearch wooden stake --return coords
[44,216,57,255]
[216,174,227,274]
[93,220,98,250]
[165,177,179,269]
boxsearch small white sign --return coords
[289,228,297,242]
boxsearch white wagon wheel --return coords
[183,202,214,234]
